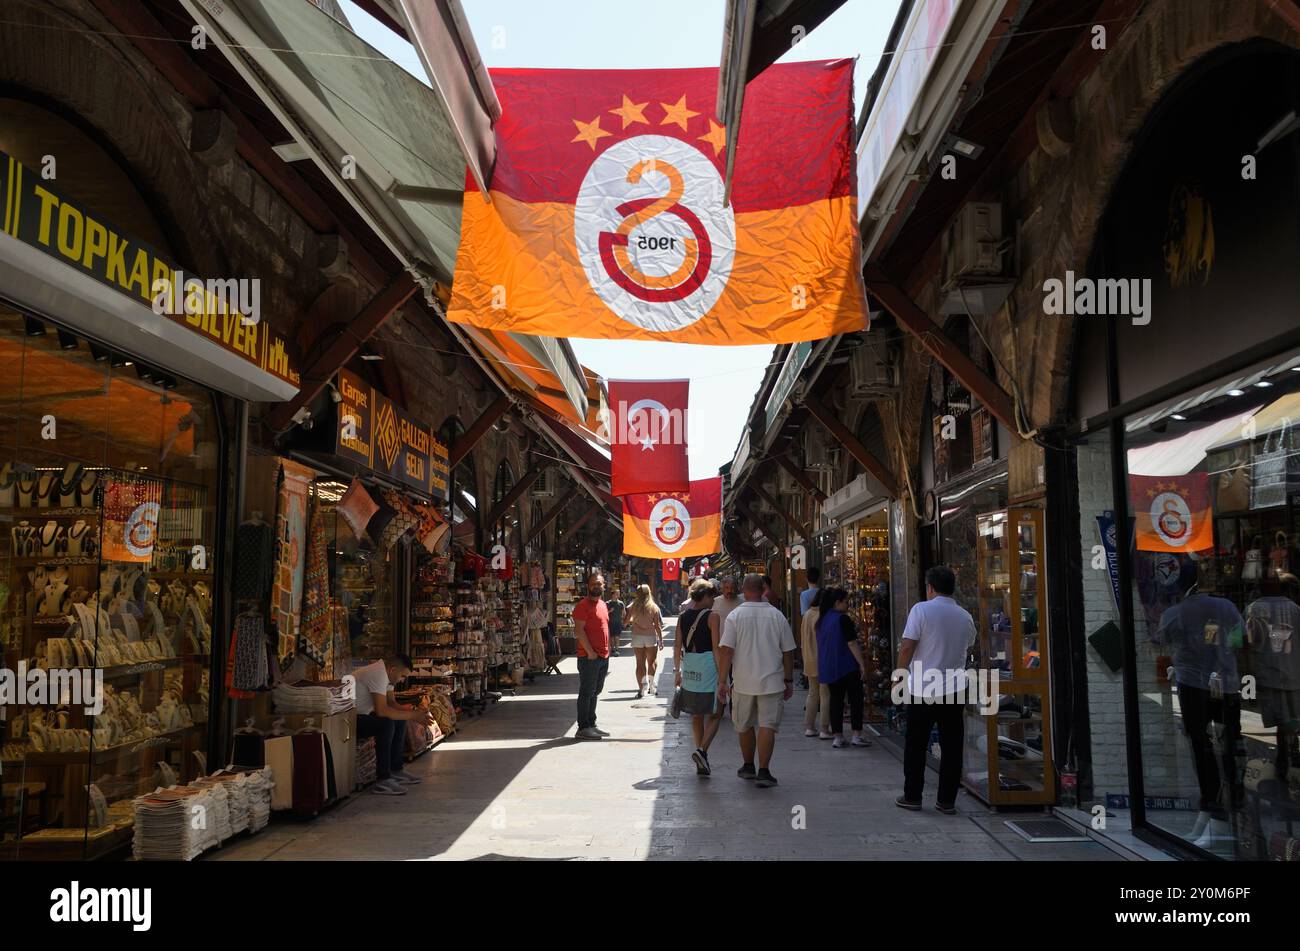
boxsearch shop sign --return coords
[335,369,444,498]
[765,340,814,430]
[855,0,959,217]
[0,151,300,389]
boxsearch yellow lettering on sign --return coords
[406,453,425,482]
[126,249,151,298]
[82,217,109,271]
[33,185,59,246]
[106,233,129,287]
[57,202,84,261]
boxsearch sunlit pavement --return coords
[211,621,1120,861]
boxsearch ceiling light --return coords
[942,133,984,160]
[90,344,110,363]
[360,353,384,361]
[1255,380,1273,388]
[24,317,45,336]
[57,330,79,350]
[1228,389,1245,397]
[1170,414,1186,421]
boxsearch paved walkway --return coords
[213,621,1120,861]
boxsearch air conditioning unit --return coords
[777,466,800,497]
[848,341,898,398]
[942,201,1003,283]
[532,467,555,499]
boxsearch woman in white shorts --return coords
[625,585,664,698]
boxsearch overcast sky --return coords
[340,0,894,478]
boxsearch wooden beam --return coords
[449,394,511,469]
[562,505,599,540]
[265,272,419,431]
[483,460,550,529]
[802,392,900,498]
[773,452,827,503]
[525,483,581,547]
[749,481,811,543]
[863,264,1019,434]
[735,500,781,550]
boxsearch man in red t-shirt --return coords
[572,573,611,740]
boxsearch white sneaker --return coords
[804,728,818,737]
[648,681,657,696]
[371,779,407,796]
[832,736,845,749]
[850,734,872,747]
[818,731,834,740]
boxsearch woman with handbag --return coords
[626,584,665,698]
[674,579,723,776]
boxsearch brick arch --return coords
[1036,0,1300,425]
[0,0,230,278]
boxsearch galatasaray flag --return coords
[624,478,722,558]
[1130,474,1214,553]
[662,558,681,581]
[449,61,866,344]
[609,378,689,497]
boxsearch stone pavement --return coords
[212,620,1121,861]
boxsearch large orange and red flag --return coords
[448,61,866,344]
[623,478,722,558]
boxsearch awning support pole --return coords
[773,453,828,503]
[525,483,581,547]
[801,392,900,498]
[483,459,551,529]
[735,500,782,550]
[750,480,811,543]
[450,394,512,469]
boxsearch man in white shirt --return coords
[352,654,436,796]
[718,574,797,787]
[896,566,976,814]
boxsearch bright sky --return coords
[339,0,894,478]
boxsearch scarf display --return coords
[298,500,331,667]
[226,613,269,699]
[272,461,314,667]
[325,602,351,681]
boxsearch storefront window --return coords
[0,305,219,859]
[1123,350,1300,859]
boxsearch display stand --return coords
[965,507,1054,806]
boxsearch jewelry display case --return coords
[0,309,219,859]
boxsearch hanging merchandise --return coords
[1252,417,1300,509]
[272,461,315,666]
[608,379,690,496]
[226,611,269,700]
[447,60,866,345]
[101,475,163,563]
[336,477,379,539]
[622,477,722,558]
[298,499,331,668]
[233,515,274,600]
[662,557,680,581]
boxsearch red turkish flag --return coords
[662,558,680,581]
[609,379,689,497]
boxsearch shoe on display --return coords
[832,736,845,749]
[754,768,778,788]
[692,748,710,776]
[850,734,872,747]
[372,780,407,796]
[804,728,817,737]
[895,796,922,811]
[818,731,834,740]
[576,727,603,740]
[737,762,757,780]
[391,769,422,784]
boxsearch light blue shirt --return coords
[799,585,819,616]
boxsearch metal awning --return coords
[183,0,589,421]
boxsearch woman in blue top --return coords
[816,588,870,749]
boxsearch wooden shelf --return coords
[9,725,200,767]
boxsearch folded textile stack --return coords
[202,774,249,834]
[188,778,236,842]
[356,737,377,788]
[131,786,215,861]
[273,680,355,714]
[235,767,274,832]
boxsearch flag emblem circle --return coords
[575,135,735,332]
[1151,492,1192,547]
[649,497,692,553]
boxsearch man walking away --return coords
[718,573,797,788]
[800,566,821,617]
[572,573,612,740]
[897,566,976,814]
